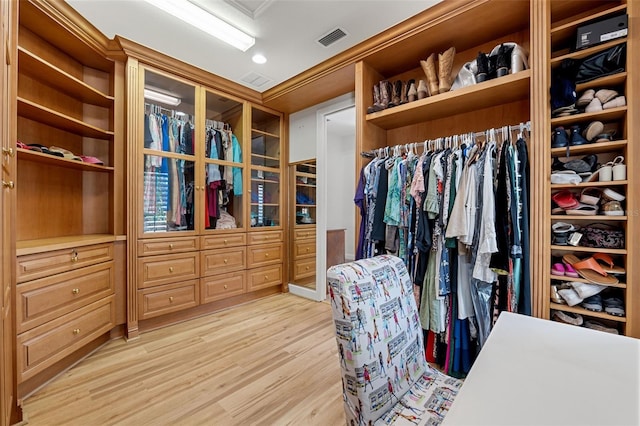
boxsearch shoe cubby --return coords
[545,0,633,335]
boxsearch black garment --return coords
[516,138,531,315]
[490,142,510,273]
[144,114,153,148]
[370,161,388,242]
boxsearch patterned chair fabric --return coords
[327,255,462,425]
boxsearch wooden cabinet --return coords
[290,160,316,288]
[122,41,285,335]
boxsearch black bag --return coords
[575,44,626,84]
[579,223,625,249]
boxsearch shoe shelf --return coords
[576,72,627,93]
[16,148,114,172]
[550,180,628,189]
[251,178,279,184]
[552,275,627,289]
[550,106,627,126]
[550,37,627,66]
[550,140,627,156]
[551,303,626,323]
[17,97,114,139]
[17,47,114,108]
[550,3,627,52]
[550,245,627,255]
[550,215,627,221]
[365,70,531,130]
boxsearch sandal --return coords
[602,188,625,202]
[551,190,579,209]
[603,297,625,317]
[591,253,625,275]
[565,203,598,215]
[580,187,601,205]
[562,254,619,285]
[552,222,575,245]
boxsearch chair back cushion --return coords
[327,255,428,424]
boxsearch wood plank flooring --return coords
[20,294,345,425]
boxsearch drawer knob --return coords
[2,180,14,189]
[2,147,15,157]
[265,253,270,258]
[223,259,228,264]
[73,328,80,335]
[224,285,228,289]
[71,250,79,262]
[224,239,228,244]
[305,266,310,270]
[306,248,310,252]
[169,243,174,249]
[72,288,80,295]
[169,267,174,273]
[169,296,174,302]
[264,275,269,280]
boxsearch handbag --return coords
[575,43,626,83]
[578,223,625,249]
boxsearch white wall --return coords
[327,120,356,261]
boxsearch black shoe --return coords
[569,125,589,146]
[476,52,489,83]
[496,44,514,77]
[551,127,568,148]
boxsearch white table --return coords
[443,312,640,425]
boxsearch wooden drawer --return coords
[248,230,282,245]
[138,280,199,320]
[201,271,245,304]
[16,261,114,333]
[247,243,282,268]
[247,264,282,292]
[294,240,316,259]
[293,258,316,281]
[201,233,246,250]
[294,228,315,240]
[138,237,199,256]
[138,252,199,288]
[17,243,113,283]
[17,296,115,382]
[201,247,246,276]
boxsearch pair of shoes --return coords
[551,126,592,148]
[551,261,578,277]
[553,154,597,174]
[590,155,626,182]
[584,320,619,334]
[562,254,619,285]
[582,294,603,311]
[552,222,575,245]
[552,310,583,326]
[367,80,392,112]
[420,47,456,95]
[603,296,625,317]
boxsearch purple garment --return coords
[355,167,366,260]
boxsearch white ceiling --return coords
[65,0,441,92]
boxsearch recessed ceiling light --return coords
[252,54,267,64]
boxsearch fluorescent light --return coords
[252,54,267,64]
[144,88,181,106]
[144,0,255,52]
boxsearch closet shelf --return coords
[251,178,279,184]
[551,180,627,189]
[250,203,278,207]
[251,129,279,139]
[550,106,627,126]
[17,97,114,139]
[142,149,195,161]
[550,245,627,255]
[366,70,531,130]
[251,153,279,161]
[16,234,116,256]
[575,72,627,93]
[550,139,627,156]
[550,215,627,221]
[550,303,627,323]
[296,183,317,188]
[550,37,626,66]
[17,148,113,172]
[295,204,316,208]
[550,4,627,46]
[551,275,626,289]
[18,47,114,107]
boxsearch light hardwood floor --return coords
[21,294,345,425]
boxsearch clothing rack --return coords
[360,121,531,158]
[145,102,194,123]
[205,118,232,132]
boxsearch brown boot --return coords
[407,81,417,102]
[389,80,403,107]
[367,83,383,113]
[438,47,456,94]
[379,80,392,109]
[417,80,428,99]
[420,53,439,96]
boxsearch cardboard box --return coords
[576,14,627,50]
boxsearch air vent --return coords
[241,71,271,88]
[317,28,347,47]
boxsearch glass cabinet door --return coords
[203,90,244,231]
[250,107,281,228]
[295,162,316,225]
[142,69,197,234]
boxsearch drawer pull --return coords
[305,266,310,270]
[72,288,80,295]
[224,285,228,289]
[265,253,270,258]
[223,259,228,264]
[169,267,174,273]
[71,250,79,262]
[224,239,228,244]
[73,328,80,335]
[264,275,269,280]
[2,180,14,189]
[305,248,310,252]
[2,147,15,157]
[169,243,174,249]
[169,297,174,302]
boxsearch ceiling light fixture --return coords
[144,88,182,106]
[252,54,267,64]
[144,0,255,52]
